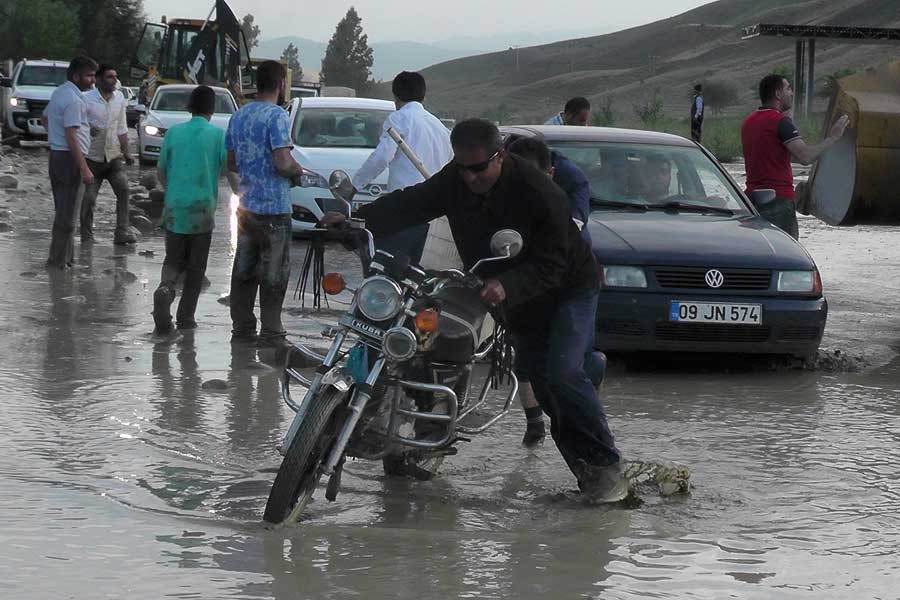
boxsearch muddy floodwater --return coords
[1,143,900,598]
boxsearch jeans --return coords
[757,197,799,239]
[81,158,130,239]
[155,231,212,328]
[376,223,429,265]
[511,287,621,474]
[230,209,292,339]
[47,151,84,268]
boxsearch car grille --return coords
[655,322,772,343]
[598,318,646,337]
[26,99,48,117]
[654,267,772,290]
[780,325,822,341]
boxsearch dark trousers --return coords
[156,231,212,328]
[691,118,703,143]
[757,198,799,239]
[511,287,621,474]
[376,223,429,265]
[81,157,130,238]
[47,150,85,268]
[230,209,292,339]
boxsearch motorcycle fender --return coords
[321,366,354,393]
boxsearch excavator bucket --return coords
[803,60,900,225]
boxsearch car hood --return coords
[291,145,387,184]
[587,212,816,270]
[12,85,55,101]
[146,111,232,131]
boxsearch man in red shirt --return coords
[741,74,849,239]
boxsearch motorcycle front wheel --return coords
[263,387,348,524]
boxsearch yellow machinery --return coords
[804,60,900,225]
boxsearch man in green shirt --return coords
[152,85,237,333]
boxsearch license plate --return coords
[669,301,762,325]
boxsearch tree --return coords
[633,88,664,127]
[817,69,856,99]
[320,7,375,94]
[241,13,260,50]
[281,43,302,81]
[591,96,616,127]
[697,79,740,115]
[0,0,80,61]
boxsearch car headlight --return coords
[9,97,20,108]
[356,276,403,321]
[777,270,821,294]
[143,125,165,137]
[601,266,648,288]
[299,167,328,188]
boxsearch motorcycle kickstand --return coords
[325,458,344,502]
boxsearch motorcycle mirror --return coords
[489,229,524,258]
[328,170,354,216]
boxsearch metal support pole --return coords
[806,38,816,117]
[794,40,806,117]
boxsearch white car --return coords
[286,96,395,233]
[1,59,68,145]
[138,84,237,165]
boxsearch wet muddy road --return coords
[2,144,900,598]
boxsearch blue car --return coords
[500,126,826,358]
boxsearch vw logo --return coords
[705,269,724,288]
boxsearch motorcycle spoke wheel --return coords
[263,387,347,524]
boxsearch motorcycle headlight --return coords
[601,265,648,288]
[356,276,403,322]
[299,167,328,188]
[382,327,417,362]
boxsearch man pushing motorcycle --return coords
[321,118,627,502]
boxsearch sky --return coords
[142,0,716,44]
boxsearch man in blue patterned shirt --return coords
[226,61,302,345]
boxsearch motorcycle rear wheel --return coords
[263,387,348,524]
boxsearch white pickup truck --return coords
[1,59,68,146]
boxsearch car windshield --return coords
[290,88,318,99]
[546,141,751,216]
[151,89,235,114]
[293,107,390,148]
[18,65,68,87]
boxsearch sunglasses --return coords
[455,149,501,173]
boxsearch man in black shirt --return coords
[322,119,626,501]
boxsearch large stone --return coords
[149,189,165,203]
[140,172,157,191]
[0,175,18,189]
[134,199,163,219]
[129,214,154,233]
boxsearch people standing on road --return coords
[545,97,591,126]
[322,119,627,502]
[350,71,453,264]
[690,84,704,143]
[152,85,238,334]
[741,74,849,239]
[225,60,302,346]
[81,64,137,246]
[41,56,97,268]
[506,136,607,447]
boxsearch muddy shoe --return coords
[113,227,138,245]
[152,286,175,334]
[576,460,629,504]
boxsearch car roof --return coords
[154,84,232,94]
[19,59,68,68]
[299,97,394,110]
[500,125,696,147]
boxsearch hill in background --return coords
[406,0,900,122]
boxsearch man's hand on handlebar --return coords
[319,211,348,228]
[480,278,506,306]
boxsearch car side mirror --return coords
[328,170,353,216]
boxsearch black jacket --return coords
[357,153,598,332]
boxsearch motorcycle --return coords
[263,171,522,524]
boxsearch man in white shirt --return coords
[351,71,452,263]
[82,65,136,245]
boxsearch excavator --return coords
[129,0,258,105]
